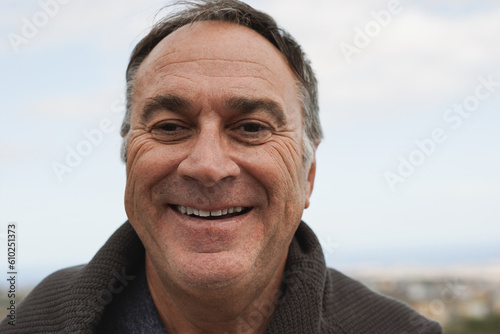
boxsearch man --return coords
[1,1,442,333]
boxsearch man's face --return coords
[125,21,316,289]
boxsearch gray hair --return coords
[121,0,322,166]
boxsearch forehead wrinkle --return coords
[149,58,281,92]
[162,74,199,84]
[157,71,273,83]
[152,70,279,96]
[150,58,274,77]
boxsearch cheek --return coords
[241,140,306,246]
[126,135,183,183]
[125,138,180,217]
[266,138,304,189]
[237,138,306,205]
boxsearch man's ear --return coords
[304,157,316,209]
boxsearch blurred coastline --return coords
[346,263,500,332]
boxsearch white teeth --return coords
[211,210,222,216]
[176,205,246,217]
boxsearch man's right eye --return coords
[151,122,190,142]
[157,123,183,131]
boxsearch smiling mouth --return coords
[171,205,252,220]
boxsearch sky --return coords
[0,0,499,288]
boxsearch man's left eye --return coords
[231,121,272,144]
[239,123,264,133]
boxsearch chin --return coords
[171,251,254,289]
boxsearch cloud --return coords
[0,143,47,163]
[0,0,165,54]
[23,88,126,120]
[256,0,500,121]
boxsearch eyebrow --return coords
[225,97,286,127]
[141,94,192,124]
[140,94,287,127]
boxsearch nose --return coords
[177,126,240,187]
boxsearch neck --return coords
[145,254,286,334]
